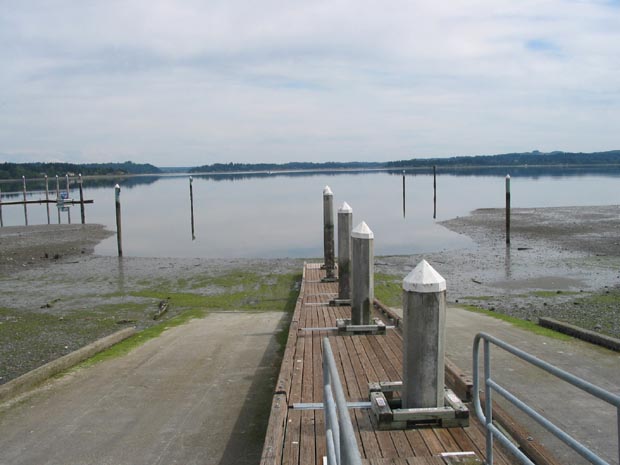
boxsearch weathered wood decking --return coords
[261,263,522,465]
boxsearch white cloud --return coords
[0,0,618,165]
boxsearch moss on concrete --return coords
[459,304,572,341]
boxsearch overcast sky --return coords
[1,0,618,166]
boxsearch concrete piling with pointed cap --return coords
[402,259,447,409]
[337,201,353,300]
[351,221,374,325]
[323,185,335,279]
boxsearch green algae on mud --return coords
[74,308,209,370]
[0,268,302,385]
[458,304,572,341]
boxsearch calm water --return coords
[2,168,619,258]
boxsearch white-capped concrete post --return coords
[323,185,335,280]
[337,202,353,301]
[402,260,446,409]
[351,221,374,325]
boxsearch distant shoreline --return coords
[2,149,620,181]
[3,162,620,184]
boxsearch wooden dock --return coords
[261,263,524,465]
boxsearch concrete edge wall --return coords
[0,326,137,405]
[538,317,620,352]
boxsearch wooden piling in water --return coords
[65,174,71,224]
[22,176,28,226]
[78,174,85,224]
[45,175,50,224]
[506,174,511,245]
[402,170,406,218]
[55,175,61,224]
[189,176,195,240]
[115,184,123,257]
[433,165,437,219]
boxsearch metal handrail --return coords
[322,337,363,465]
[473,332,620,465]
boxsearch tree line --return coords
[0,161,161,179]
[191,150,620,173]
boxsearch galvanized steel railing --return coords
[322,337,363,465]
[473,332,620,465]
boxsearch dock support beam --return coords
[402,260,447,408]
[322,185,336,281]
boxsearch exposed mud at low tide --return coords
[376,205,620,338]
[2,205,620,384]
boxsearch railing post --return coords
[0,187,3,227]
[322,338,362,465]
[323,186,335,279]
[402,259,446,408]
[337,202,353,301]
[484,339,493,465]
[351,221,374,325]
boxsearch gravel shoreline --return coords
[1,205,619,384]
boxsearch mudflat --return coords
[2,204,620,386]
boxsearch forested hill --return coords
[189,161,383,173]
[0,161,161,179]
[191,150,620,173]
[385,150,620,168]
